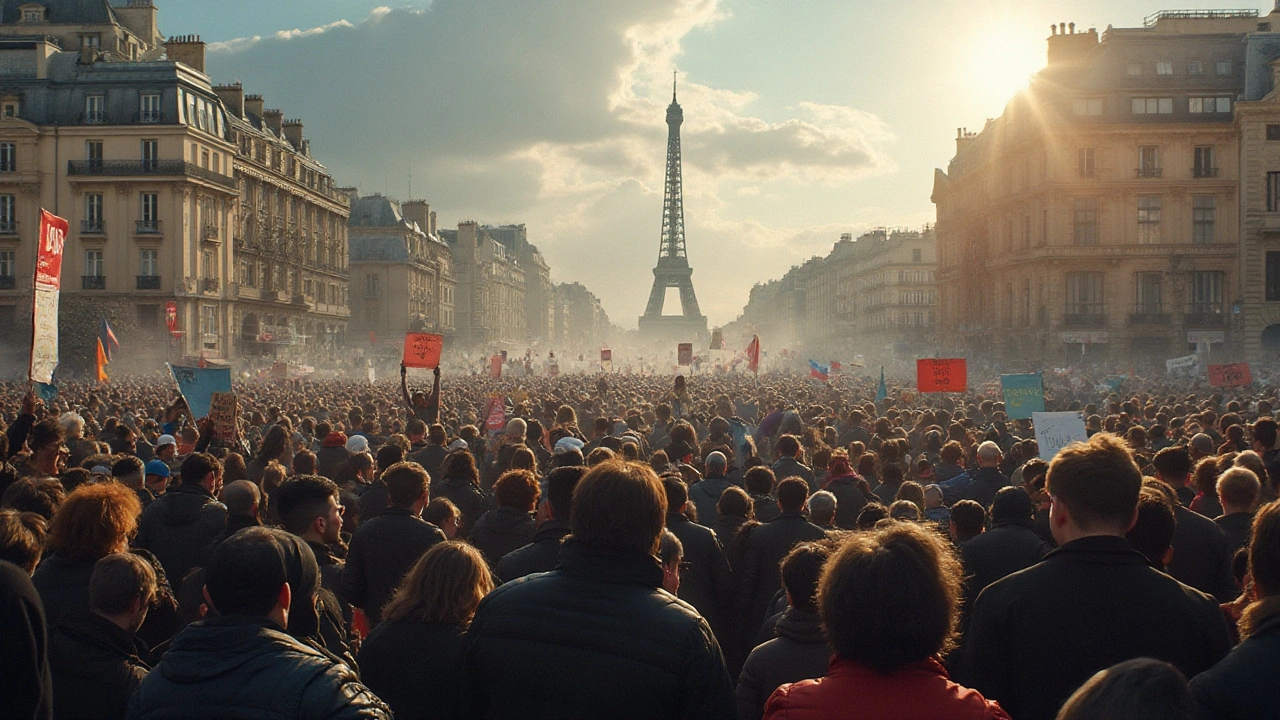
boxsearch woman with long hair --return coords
[435,450,492,537]
[358,542,494,720]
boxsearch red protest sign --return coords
[489,354,503,379]
[402,332,443,369]
[677,343,693,366]
[1208,363,1252,387]
[917,358,968,393]
[484,396,506,432]
[35,209,68,290]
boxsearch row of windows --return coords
[1072,195,1216,245]
[1071,96,1232,116]
[1077,145,1218,178]
[1126,60,1232,77]
[82,93,161,124]
[1065,270,1224,314]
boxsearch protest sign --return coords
[601,348,612,373]
[677,343,693,366]
[403,333,443,369]
[1033,411,1088,461]
[483,396,506,433]
[1208,363,1252,387]
[168,364,232,420]
[208,392,238,442]
[1166,355,1198,373]
[489,354,503,379]
[917,358,967,393]
[29,209,68,384]
[1001,373,1046,420]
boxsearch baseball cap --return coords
[145,460,171,478]
[155,434,176,449]
[554,437,585,455]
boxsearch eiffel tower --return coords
[638,72,708,341]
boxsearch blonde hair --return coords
[381,541,493,626]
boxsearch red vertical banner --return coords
[165,300,179,337]
[484,395,506,432]
[30,209,69,384]
[746,335,760,375]
[489,354,503,379]
[916,358,968,393]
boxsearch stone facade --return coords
[1235,35,1280,363]
[440,222,526,347]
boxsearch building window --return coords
[0,143,14,173]
[84,95,104,124]
[1137,196,1161,244]
[912,248,921,262]
[0,194,14,233]
[200,306,218,348]
[1194,146,1215,177]
[1066,272,1104,316]
[140,192,158,227]
[1127,63,1143,76]
[1270,172,1280,212]
[1132,97,1173,115]
[1193,196,1215,245]
[1023,215,1031,249]
[21,7,43,22]
[0,249,13,278]
[1136,272,1162,313]
[1190,97,1231,114]
[202,249,216,279]
[85,193,103,231]
[366,273,380,298]
[1077,147,1095,177]
[141,139,158,169]
[80,34,99,49]
[1156,61,1173,75]
[1216,60,1232,76]
[1072,98,1103,116]
[1073,198,1098,246]
[139,248,158,276]
[1190,271,1224,313]
[86,140,102,170]
[1188,61,1204,75]
[1,101,17,118]
[1138,146,1160,177]
[1267,252,1280,301]
[1269,125,1280,141]
[140,93,160,123]
[85,249,103,277]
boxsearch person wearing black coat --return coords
[959,443,1010,510]
[664,478,734,640]
[958,487,1050,616]
[360,618,467,720]
[739,478,828,638]
[133,453,227,584]
[469,506,536,567]
[689,452,734,526]
[432,453,494,538]
[494,518,570,583]
[462,462,736,719]
[1167,503,1237,602]
[822,468,870,530]
[0,559,52,720]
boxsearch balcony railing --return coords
[136,275,161,290]
[83,110,106,125]
[81,220,104,234]
[0,275,14,289]
[82,275,105,290]
[202,277,220,293]
[136,220,161,234]
[1185,306,1226,327]
[1129,310,1170,325]
[67,160,236,189]
[1136,167,1163,178]
[0,220,15,234]
[1193,167,1220,178]
[1063,312,1107,328]
[138,110,163,123]
[201,224,219,241]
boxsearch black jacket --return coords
[822,474,870,529]
[407,444,448,482]
[469,506,536,566]
[1168,505,1237,602]
[739,512,828,634]
[960,535,1232,720]
[750,494,781,523]
[356,481,390,521]
[770,457,816,493]
[1191,605,1280,720]
[494,519,570,583]
[49,611,150,720]
[958,520,1050,615]
[31,555,96,628]
[734,607,829,720]
[303,541,356,670]
[462,539,736,719]
[960,467,1010,509]
[134,483,227,583]
[1215,512,1254,556]
[343,507,446,627]
[315,446,348,481]
[125,616,389,720]
[432,476,493,537]
[358,618,466,720]
[711,514,750,555]
[689,476,734,527]
[0,559,52,720]
[666,512,734,638]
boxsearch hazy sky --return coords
[158,0,1271,328]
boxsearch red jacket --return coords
[764,657,1010,720]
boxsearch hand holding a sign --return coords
[403,333,444,370]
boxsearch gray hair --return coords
[58,412,84,438]
[705,451,728,474]
[806,490,837,524]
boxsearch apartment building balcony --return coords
[1192,167,1219,179]
[201,277,220,293]
[136,220,162,235]
[81,220,104,234]
[1129,309,1170,325]
[1062,313,1106,328]
[67,160,236,190]
[202,224,220,241]
[1135,167,1163,178]
[1185,306,1226,327]
[82,275,105,290]
[136,275,161,290]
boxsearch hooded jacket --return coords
[736,607,829,720]
[315,433,349,481]
[134,483,227,586]
[469,506,536,566]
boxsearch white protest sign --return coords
[1033,411,1088,461]
[1166,355,1198,373]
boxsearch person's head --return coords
[1,478,65,520]
[276,475,343,545]
[744,466,776,496]
[819,522,961,673]
[661,475,689,516]
[46,482,140,560]
[780,541,832,614]
[571,460,666,556]
[494,469,540,513]
[58,412,84,440]
[1126,485,1177,570]
[422,497,461,538]
[776,434,801,458]
[440,450,479,484]
[777,476,810,514]
[221,480,261,521]
[705,451,727,477]
[381,541,494,626]
[180,452,223,496]
[89,553,156,634]
[406,418,427,441]
[1217,467,1261,515]
[510,446,538,474]
[203,527,300,627]
[586,447,615,466]
[949,499,986,541]
[1253,417,1278,453]
[923,484,944,510]
[111,456,144,490]
[1046,434,1142,541]
[0,510,46,573]
[1055,658,1194,720]
[28,418,65,462]
[888,499,921,522]
[716,485,753,520]
[543,466,584,521]
[1152,446,1193,486]
[375,445,403,475]
[806,490,837,526]
[383,461,430,511]
[976,441,1001,467]
[349,452,376,483]
[990,486,1035,524]
[1246,501,1280,635]
[143,459,170,496]
[658,529,683,594]
[856,503,888,530]
[894,481,925,514]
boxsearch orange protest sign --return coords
[1208,363,1252,387]
[402,333,443,369]
[917,358,967,393]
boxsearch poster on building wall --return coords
[1001,373,1046,420]
[29,210,68,385]
[1208,363,1252,387]
[402,333,443,369]
[916,358,967,393]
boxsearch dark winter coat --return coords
[494,519,571,583]
[960,535,1232,720]
[0,559,52,720]
[49,611,150,720]
[315,445,349,481]
[134,483,227,583]
[689,475,734,527]
[461,539,736,719]
[739,513,828,634]
[711,514,750,554]
[432,475,493,537]
[469,506,536,566]
[358,619,466,720]
[822,473,869,529]
[1215,511,1254,556]
[770,457,816,493]
[666,512,734,638]
[958,520,1051,615]
[407,444,448,482]
[356,481,390,521]
[31,555,96,628]
[735,607,829,720]
[125,616,389,720]
[342,507,446,627]
[1168,505,1237,602]
[1191,604,1280,720]
[960,467,1010,510]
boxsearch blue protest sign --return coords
[1001,373,1045,420]
[168,364,232,420]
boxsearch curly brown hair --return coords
[46,481,140,560]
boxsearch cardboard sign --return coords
[1033,411,1088,460]
[1208,363,1252,387]
[1001,373,1046,420]
[403,333,443,369]
[677,343,693,366]
[1166,355,1199,373]
[208,392,237,442]
[917,358,967,393]
[601,348,612,373]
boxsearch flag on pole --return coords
[99,318,119,362]
[746,335,760,375]
[95,338,109,383]
[808,360,829,383]
[875,366,887,404]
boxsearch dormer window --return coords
[20,4,45,23]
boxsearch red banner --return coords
[402,332,443,369]
[746,335,760,374]
[35,209,68,291]
[917,358,968,393]
[29,209,68,384]
[489,354,503,379]
[484,396,506,432]
[1208,363,1252,387]
[165,301,179,337]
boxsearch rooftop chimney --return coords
[166,34,205,73]
[244,94,264,119]
[214,83,244,118]
[402,200,431,233]
[282,118,303,149]
[262,109,283,136]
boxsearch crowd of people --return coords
[0,363,1278,719]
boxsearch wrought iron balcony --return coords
[1129,310,1170,325]
[1193,167,1220,178]
[0,275,14,289]
[0,220,16,234]
[138,110,163,123]
[67,160,236,189]
[83,110,106,125]
[136,220,161,234]
[1135,167,1163,178]
[1063,313,1106,328]
[82,275,105,290]
[1185,306,1226,327]
[81,220,104,234]
[136,275,161,290]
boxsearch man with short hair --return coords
[462,460,735,718]
[961,434,1232,720]
[127,527,390,719]
[343,462,444,627]
[805,490,837,530]
[495,466,583,582]
[50,553,155,720]
[1215,466,1261,555]
[142,460,170,505]
[1152,447,1237,601]
[689,451,734,526]
[1251,416,1280,491]
[407,424,449,480]
[770,436,816,493]
[960,442,1009,509]
[662,475,734,643]
[740,477,827,636]
[958,486,1049,614]
[134,453,227,583]
[1152,446,1196,507]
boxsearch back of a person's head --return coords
[1152,446,1193,480]
[744,466,775,495]
[990,486,1034,524]
[717,485,752,519]
[781,540,831,614]
[222,479,260,518]
[776,434,800,457]
[1126,486,1176,568]
[1055,658,1194,720]
[89,553,155,617]
[383,461,429,508]
[1047,434,1141,532]
[1218,467,1261,510]
[1249,500,1280,603]
[950,499,986,538]
[705,451,727,475]
[888,499,920,522]
[494,469,540,513]
[856,503,888,530]
[422,497,459,528]
[376,444,404,472]
[47,482,140,560]
[545,466,585,521]
[292,450,317,475]
[180,452,220,487]
[571,460,666,556]
[0,509,46,573]
[976,441,1001,464]
[1254,417,1279,450]
[777,477,810,513]
[662,475,689,512]
[819,522,960,674]
[1,478,65,520]
[205,526,289,617]
[807,490,837,524]
[276,475,340,536]
[881,463,904,485]
[382,541,493,625]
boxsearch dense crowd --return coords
[1,364,1278,719]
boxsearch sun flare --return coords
[964,26,1048,110]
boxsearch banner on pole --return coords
[916,358,967,393]
[1001,373,1046,420]
[489,354,503,379]
[1208,363,1252,387]
[29,209,68,384]
[402,332,443,369]
[1166,355,1199,373]
[168,364,232,420]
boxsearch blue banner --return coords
[168,364,232,420]
[1001,372,1045,420]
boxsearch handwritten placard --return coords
[677,343,693,367]
[1208,363,1252,387]
[1166,355,1199,373]
[208,392,238,443]
[1001,373,1046,420]
[917,358,967,393]
[403,333,443,369]
[1033,411,1088,461]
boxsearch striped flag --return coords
[808,360,829,383]
[95,338,108,383]
[99,318,120,362]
